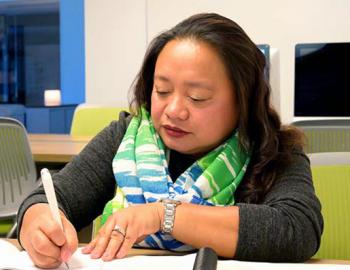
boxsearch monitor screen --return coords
[294,42,350,117]
[257,44,270,80]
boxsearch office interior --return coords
[0,0,350,129]
[1,0,350,262]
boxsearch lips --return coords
[162,125,190,138]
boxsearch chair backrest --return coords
[70,104,128,136]
[70,104,128,240]
[309,152,350,166]
[293,120,350,153]
[310,152,350,260]
[0,117,37,219]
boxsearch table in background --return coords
[29,134,92,163]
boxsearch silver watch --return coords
[160,199,181,234]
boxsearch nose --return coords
[165,96,189,120]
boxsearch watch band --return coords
[160,199,181,234]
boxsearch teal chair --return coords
[70,104,128,136]
[310,152,350,260]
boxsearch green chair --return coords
[293,120,350,153]
[0,220,14,237]
[70,104,128,241]
[310,152,350,260]
[70,104,128,136]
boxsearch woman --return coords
[17,13,323,268]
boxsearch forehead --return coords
[158,38,220,61]
[154,38,229,78]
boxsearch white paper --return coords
[1,240,349,270]
[0,240,195,270]
[0,240,101,270]
[0,239,19,254]
[218,259,350,270]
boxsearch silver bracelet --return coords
[160,199,181,234]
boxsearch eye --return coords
[189,96,207,102]
[190,97,204,102]
[156,90,170,96]
[154,85,172,96]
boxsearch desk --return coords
[6,238,177,256]
[4,239,350,265]
[29,134,93,163]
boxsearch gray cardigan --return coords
[17,112,323,262]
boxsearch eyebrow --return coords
[154,75,213,91]
[154,75,171,83]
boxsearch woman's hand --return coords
[82,202,162,261]
[19,203,78,269]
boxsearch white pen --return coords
[41,168,70,269]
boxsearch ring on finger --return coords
[111,224,126,238]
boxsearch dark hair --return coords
[130,13,304,203]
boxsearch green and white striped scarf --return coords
[102,107,250,251]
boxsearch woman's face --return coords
[151,39,239,156]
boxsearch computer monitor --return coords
[294,42,350,117]
[257,44,270,80]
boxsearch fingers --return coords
[100,223,139,261]
[115,228,137,259]
[89,228,112,259]
[102,229,126,261]
[81,236,98,254]
[82,203,162,261]
[135,235,147,243]
[30,221,74,267]
[26,245,61,269]
[83,216,131,261]
[25,230,62,268]
[20,204,78,268]
[31,229,62,258]
[61,215,79,262]
[90,219,127,260]
[38,219,66,247]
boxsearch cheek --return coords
[198,104,238,140]
[150,95,162,128]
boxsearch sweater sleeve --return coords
[16,112,131,234]
[234,152,323,262]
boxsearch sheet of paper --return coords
[1,240,349,270]
[102,253,196,270]
[218,260,350,270]
[0,239,20,254]
[0,242,196,270]
[0,240,102,270]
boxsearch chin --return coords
[164,143,201,156]
[163,141,190,153]
[160,133,207,155]
[165,144,186,153]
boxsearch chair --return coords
[70,104,128,136]
[0,117,38,238]
[70,104,128,241]
[293,119,350,153]
[310,152,350,260]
